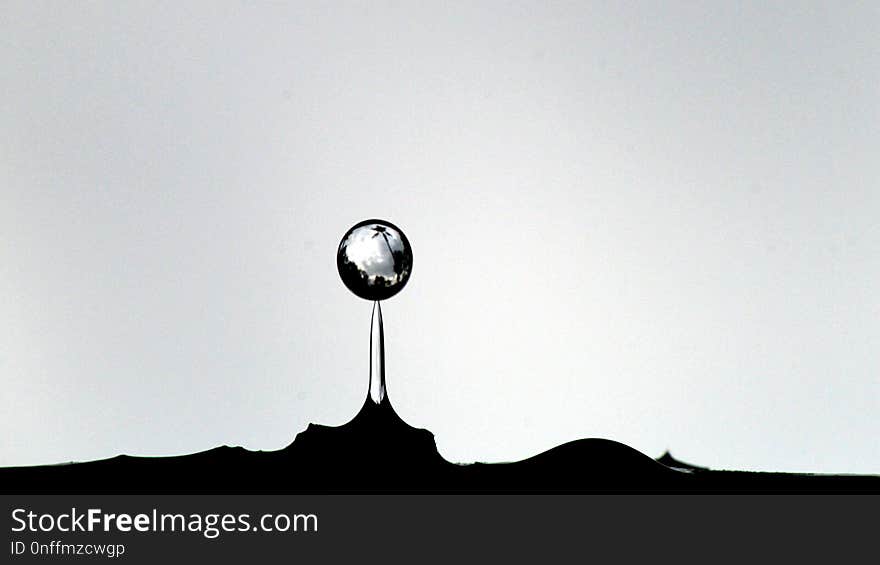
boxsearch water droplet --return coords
[337,219,413,301]
[338,219,412,406]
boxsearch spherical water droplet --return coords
[337,219,413,301]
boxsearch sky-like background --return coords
[1,2,878,473]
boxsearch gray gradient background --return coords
[1,2,877,473]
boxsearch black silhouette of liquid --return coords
[2,290,878,491]
[3,219,878,492]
